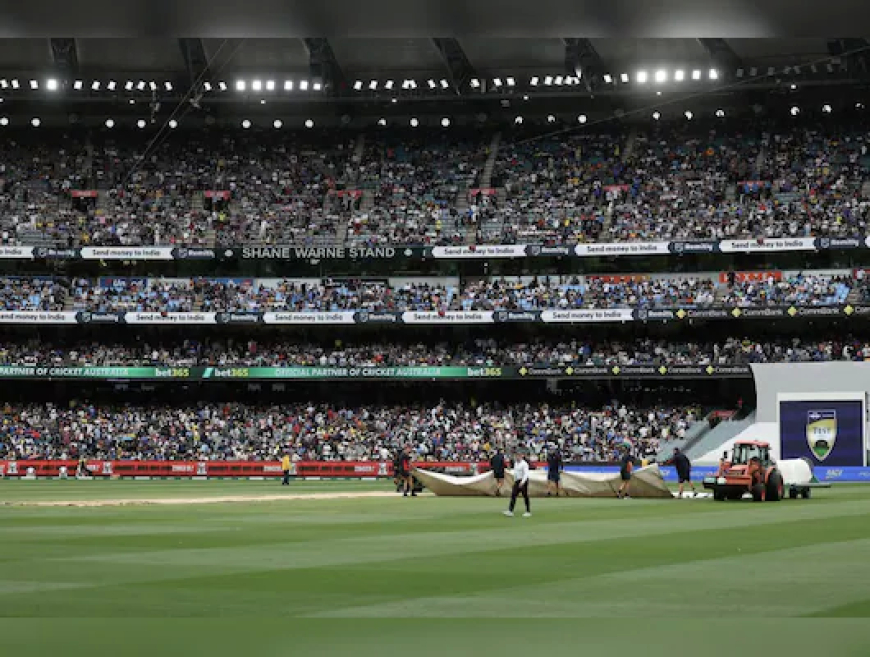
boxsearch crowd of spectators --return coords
[0,336,868,367]
[0,271,855,313]
[0,399,701,463]
[2,120,869,248]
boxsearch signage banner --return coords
[2,236,870,261]
[79,247,177,260]
[8,460,870,481]
[0,305,867,325]
[574,242,671,257]
[0,364,751,380]
[779,399,866,467]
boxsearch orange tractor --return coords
[703,440,784,502]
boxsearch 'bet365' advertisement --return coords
[779,399,866,466]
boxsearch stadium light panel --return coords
[684,110,693,120]
[105,119,114,128]
[547,114,556,123]
[165,82,173,91]
[428,79,437,89]
[203,82,212,92]
[0,117,8,126]
[470,78,480,89]
[790,83,798,90]
[218,82,228,91]
[522,94,529,100]
[493,78,503,87]
[46,79,58,91]
[313,82,322,91]
[252,80,262,91]
[149,81,157,91]
[107,80,116,91]
[554,76,564,85]
[137,119,146,128]
[441,117,450,127]
[790,106,800,116]
[11,79,19,89]
[716,109,726,118]
[129,99,135,104]
[857,102,865,109]
[514,115,523,124]
[652,111,661,120]
[236,80,246,91]
[384,80,394,90]
[73,80,82,90]
[273,119,283,129]
[260,99,266,105]
[370,80,379,90]
[822,104,832,113]
[125,81,134,91]
[603,74,612,84]
[0,79,7,89]
[29,80,38,89]
[709,69,719,80]
[353,80,363,90]
[506,77,516,87]
[636,71,648,84]
[530,76,539,86]
[299,80,309,91]
[283,80,293,91]
[408,80,417,90]
[544,76,553,85]
[391,97,397,103]
[30,117,40,127]
[266,80,275,91]
[241,119,251,128]
[620,73,629,83]
[168,120,178,129]
[91,81,99,91]
[440,79,449,89]
[578,114,587,124]
[410,117,419,127]
[305,119,314,128]
[654,70,667,83]
[691,69,702,80]
[137,80,146,90]
[674,69,685,82]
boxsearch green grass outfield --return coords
[2,479,870,656]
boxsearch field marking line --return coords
[1,491,410,508]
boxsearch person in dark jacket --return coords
[670,447,696,497]
[617,449,633,499]
[490,448,506,496]
[546,446,562,497]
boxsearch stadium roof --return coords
[0,38,857,78]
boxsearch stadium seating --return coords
[1,120,868,247]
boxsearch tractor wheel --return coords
[713,488,726,501]
[766,470,783,502]
[789,488,798,499]
[801,488,812,499]
[751,483,765,502]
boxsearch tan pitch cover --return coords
[413,464,673,498]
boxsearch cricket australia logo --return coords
[806,409,837,461]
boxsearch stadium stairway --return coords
[480,132,502,188]
[621,125,638,161]
[683,411,758,462]
[654,419,710,461]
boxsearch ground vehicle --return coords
[703,440,784,502]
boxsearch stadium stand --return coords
[1,119,868,248]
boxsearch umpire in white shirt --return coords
[504,450,532,517]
